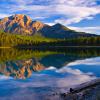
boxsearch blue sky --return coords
[0,0,100,34]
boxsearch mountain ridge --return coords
[0,14,46,35]
[0,14,97,39]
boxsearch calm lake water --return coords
[0,48,100,100]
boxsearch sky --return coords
[0,0,100,34]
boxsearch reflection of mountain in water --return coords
[0,59,45,79]
[0,48,100,79]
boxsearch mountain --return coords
[0,14,45,35]
[39,23,96,38]
[0,14,97,38]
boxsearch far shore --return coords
[0,47,11,48]
[0,46,100,49]
[16,46,100,49]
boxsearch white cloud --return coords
[45,22,55,26]
[0,0,100,25]
[0,14,11,18]
[53,4,100,25]
[32,16,47,20]
[68,26,100,34]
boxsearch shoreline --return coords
[0,46,100,49]
[0,47,11,48]
[56,78,100,100]
[16,46,100,49]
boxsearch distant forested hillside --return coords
[0,30,56,47]
[0,30,100,47]
[17,36,100,47]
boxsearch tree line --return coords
[0,31,55,47]
[0,30,100,47]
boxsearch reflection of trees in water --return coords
[0,48,100,63]
[0,47,100,79]
[0,48,58,63]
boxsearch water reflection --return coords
[66,57,100,77]
[0,57,99,100]
[0,48,100,100]
[0,48,100,79]
[0,59,45,79]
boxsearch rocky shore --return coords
[50,79,100,100]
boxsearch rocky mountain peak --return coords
[0,14,44,35]
[0,14,96,38]
[52,23,71,31]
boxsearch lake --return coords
[0,48,100,100]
